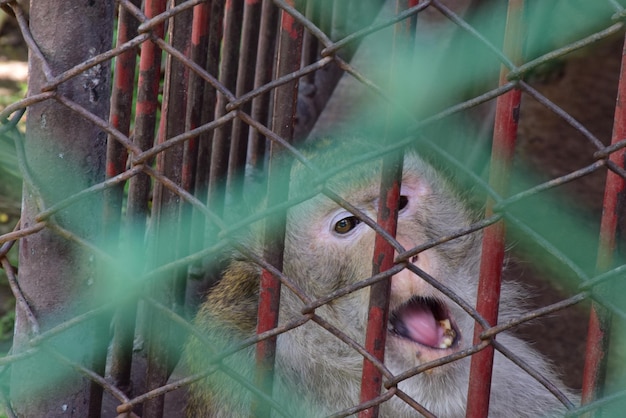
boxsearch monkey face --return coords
[283,151,478,376]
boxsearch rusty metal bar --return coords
[179,0,209,299]
[466,1,525,417]
[229,0,263,201]
[151,1,192,284]
[107,0,142,395]
[248,0,279,173]
[143,1,193,417]
[187,0,225,293]
[358,2,412,416]
[126,0,165,245]
[123,0,165,415]
[358,151,403,418]
[301,0,319,84]
[580,30,626,415]
[182,0,211,302]
[183,1,210,193]
[254,1,303,416]
[207,0,243,217]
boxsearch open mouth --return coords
[389,296,459,350]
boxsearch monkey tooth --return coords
[439,336,454,349]
[438,319,456,349]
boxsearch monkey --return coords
[184,138,576,417]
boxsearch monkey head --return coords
[274,141,481,414]
[186,139,572,418]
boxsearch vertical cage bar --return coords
[183,1,210,196]
[183,0,211,299]
[207,0,243,218]
[581,31,626,414]
[359,2,410,416]
[358,152,403,418]
[126,0,166,246]
[143,2,193,417]
[465,1,524,417]
[188,0,225,292]
[125,0,166,415]
[105,0,140,237]
[229,0,263,201]
[107,0,141,394]
[301,0,319,83]
[181,0,209,260]
[248,0,279,173]
[254,2,303,417]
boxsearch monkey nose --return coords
[390,251,433,299]
[395,238,418,262]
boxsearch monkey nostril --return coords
[411,255,418,263]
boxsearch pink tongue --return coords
[401,304,442,347]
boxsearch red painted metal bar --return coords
[144,5,193,416]
[106,1,140,197]
[182,2,210,194]
[126,0,166,235]
[107,0,141,393]
[359,2,411,416]
[465,1,525,417]
[178,2,209,281]
[580,32,626,413]
[254,1,303,417]
[153,2,191,267]
[125,0,166,416]
[181,0,210,297]
[358,152,403,418]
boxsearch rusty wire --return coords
[0,0,625,417]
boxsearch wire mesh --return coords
[0,0,624,417]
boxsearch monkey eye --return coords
[334,216,361,234]
[399,195,409,211]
